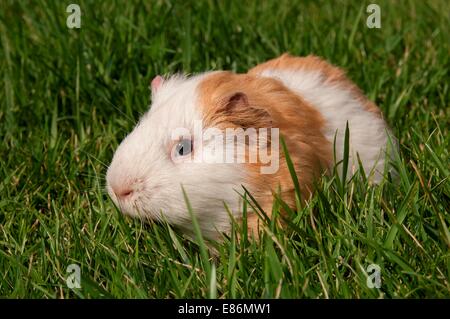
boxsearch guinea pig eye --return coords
[175,139,192,157]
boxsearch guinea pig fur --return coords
[106,53,395,240]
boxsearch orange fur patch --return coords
[197,70,333,235]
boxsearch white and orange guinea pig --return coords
[106,53,396,240]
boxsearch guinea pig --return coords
[106,53,395,240]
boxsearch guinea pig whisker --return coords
[78,149,109,168]
[78,186,109,193]
[77,173,107,180]
[103,97,137,125]
[79,191,108,199]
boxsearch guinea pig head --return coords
[106,72,276,238]
[106,71,330,239]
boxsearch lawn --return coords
[0,0,449,298]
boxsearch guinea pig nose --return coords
[113,185,134,200]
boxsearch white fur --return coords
[255,68,392,183]
[106,73,247,239]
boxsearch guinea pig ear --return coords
[218,92,272,129]
[151,75,164,94]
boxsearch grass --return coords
[0,0,449,298]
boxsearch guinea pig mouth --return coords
[106,184,136,213]
[106,183,161,220]
[107,191,141,217]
